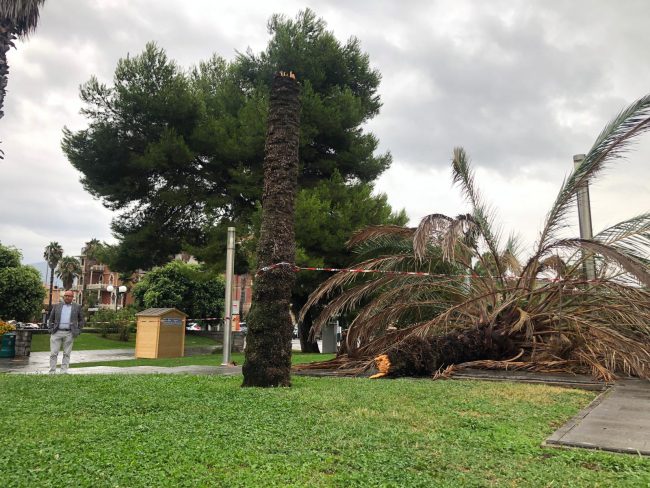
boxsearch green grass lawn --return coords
[1,375,648,487]
[70,352,334,368]
[30,332,219,352]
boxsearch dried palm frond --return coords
[500,234,523,276]
[531,238,650,286]
[533,95,650,280]
[347,225,415,249]
[452,148,505,281]
[594,213,650,264]
[537,255,567,277]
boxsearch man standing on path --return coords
[47,290,84,374]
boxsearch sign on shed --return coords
[135,308,187,358]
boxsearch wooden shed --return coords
[135,308,187,358]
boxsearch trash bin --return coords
[0,332,16,358]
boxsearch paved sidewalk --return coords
[0,346,219,374]
[545,379,650,456]
[60,365,243,375]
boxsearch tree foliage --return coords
[56,256,82,290]
[0,242,45,321]
[292,172,407,350]
[0,243,21,269]
[131,261,225,320]
[43,241,63,269]
[62,9,390,272]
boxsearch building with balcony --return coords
[43,285,63,307]
[75,245,144,310]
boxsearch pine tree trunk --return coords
[242,73,301,387]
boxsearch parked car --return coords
[22,323,40,330]
[185,322,201,331]
[239,322,247,334]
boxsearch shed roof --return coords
[135,308,188,317]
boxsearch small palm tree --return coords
[0,0,47,157]
[83,238,101,259]
[301,95,650,382]
[81,238,102,301]
[56,256,82,290]
[43,241,62,310]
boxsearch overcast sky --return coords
[1,0,648,264]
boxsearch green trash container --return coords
[0,332,16,358]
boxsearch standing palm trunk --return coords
[43,241,62,310]
[0,0,46,151]
[243,72,301,387]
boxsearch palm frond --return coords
[501,233,523,275]
[594,213,650,264]
[298,254,417,324]
[535,95,650,260]
[301,97,650,382]
[0,0,46,38]
[413,213,453,260]
[451,148,505,280]
[572,239,650,286]
[347,225,414,249]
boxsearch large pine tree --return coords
[242,73,300,387]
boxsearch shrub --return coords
[88,308,135,341]
[0,321,16,335]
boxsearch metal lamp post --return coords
[106,285,128,310]
[573,154,596,281]
[222,227,235,366]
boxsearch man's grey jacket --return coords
[48,302,85,337]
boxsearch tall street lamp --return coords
[106,285,127,311]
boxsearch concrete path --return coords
[57,365,243,376]
[0,346,219,374]
[545,379,650,456]
[0,341,308,374]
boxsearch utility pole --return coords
[573,154,596,281]
[222,227,235,365]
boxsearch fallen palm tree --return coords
[298,95,650,382]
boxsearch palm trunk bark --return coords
[377,326,518,377]
[242,73,301,387]
[47,266,54,310]
[0,19,13,157]
[299,309,320,353]
[0,19,13,122]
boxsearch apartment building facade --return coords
[73,246,143,310]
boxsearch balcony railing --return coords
[86,283,108,290]
[90,265,105,272]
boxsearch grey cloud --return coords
[1,0,649,264]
